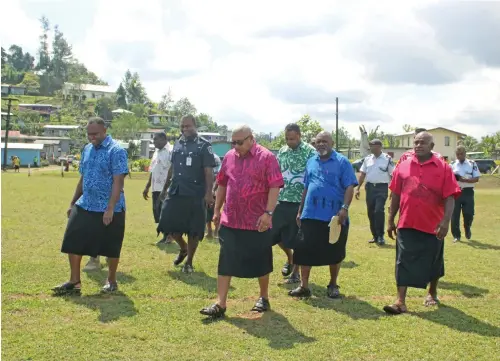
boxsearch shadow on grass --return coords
[167,270,235,293]
[84,270,137,286]
[463,240,500,251]
[224,310,316,349]
[439,281,489,298]
[156,241,182,255]
[414,304,500,337]
[65,292,138,323]
[342,260,359,269]
[305,290,386,321]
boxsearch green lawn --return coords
[2,172,500,361]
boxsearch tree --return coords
[36,16,51,72]
[7,45,34,71]
[67,61,107,85]
[158,88,174,112]
[461,136,480,152]
[173,97,197,118]
[269,114,324,149]
[479,132,500,157]
[1,47,6,65]
[109,113,149,141]
[116,83,128,108]
[402,124,414,132]
[18,72,40,94]
[130,103,148,119]
[95,96,118,120]
[197,113,218,132]
[51,25,73,91]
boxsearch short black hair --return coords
[181,114,197,127]
[414,127,427,134]
[154,132,167,140]
[285,123,301,134]
[87,116,106,127]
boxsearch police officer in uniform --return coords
[355,139,394,245]
[451,145,480,242]
[158,115,216,273]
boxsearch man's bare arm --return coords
[442,196,455,223]
[161,166,173,194]
[343,185,354,206]
[214,185,226,213]
[388,194,400,221]
[204,167,214,198]
[107,175,126,211]
[70,176,83,206]
[265,188,280,212]
[357,172,366,190]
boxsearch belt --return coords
[366,182,389,187]
[460,187,474,191]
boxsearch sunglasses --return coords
[231,135,251,146]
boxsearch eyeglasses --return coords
[231,135,251,146]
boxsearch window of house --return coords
[445,136,450,146]
[92,93,96,98]
[151,134,154,139]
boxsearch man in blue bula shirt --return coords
[290,131,358,298]
[52,117,129,295]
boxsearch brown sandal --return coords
[383,303,407,315]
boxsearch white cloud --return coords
[2,0,500,140]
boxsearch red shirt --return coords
[389,154,461,235]
[217,143,284,231]
[398,150,444,164]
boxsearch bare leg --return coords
[329,263,341,286]
[300,266,312,288]
[425,279,440,306]
[206,222,213,238]
[278,242,293,264]
[107,257,119,283]
[397,286,407,306]
[258,274,270,299]
[216,275,232,308]
[69,254,83,283]
[213,225,219,238]
[185,235,199,266]
[172,234,187,251]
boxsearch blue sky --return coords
[1,0,500,139]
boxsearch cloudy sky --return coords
[2,0,500,139]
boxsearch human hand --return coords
[435,220,449,241]
[67,206,73,218]
[204,193,214,207]
[296,213,301,228]
[143,186,149,200]
[213,210,221,227]
[387,219,397,239]
[337,208,348,226]
[256,213,272,232]
[103,208,114,226]
[355,189,361,200]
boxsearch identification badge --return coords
[186,156,192,166]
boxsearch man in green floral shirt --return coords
[271,123,317,283]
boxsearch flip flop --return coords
[424,295,440,307]
[383,304,407,315]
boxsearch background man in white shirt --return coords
[355,139,394,245]
[143,132,172,244]
[451,145,480,242]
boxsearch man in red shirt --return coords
[398,128,444,163]
[384,132,460,315]
[200,125,284,319]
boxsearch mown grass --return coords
[2,172,500,361]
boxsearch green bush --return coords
[41,160,49,167]
[131,158,151,172]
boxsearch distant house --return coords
[43,125,80,137]
[148,114,176,125]
[62,82,115,101]
[18,103,61,121]
[138,129,164,140]
[394,127,467,160]
[199,132,227,143]
[1,142,43,166]
[1,84,26,96]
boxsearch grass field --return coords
[2,172,500,361]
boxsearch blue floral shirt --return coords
[76,135,129,213]
[301,151,358,223]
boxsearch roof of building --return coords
[396,127,467,137]
[1,130,24,138]
[144,129,165,133]
[1,112,14,116]
[64,82,114,93]
[34,139,61,145]
[43,125,80,130]
[1,83,26,88]
[19,104,59,107]
[1,143,44,150]
[111,108,133,114]
[199,132,222,136]
[148,114,170,117]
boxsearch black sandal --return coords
[281,263,293,277]
[52,280,81,295]
[200,303,226,318]
[251,297,270,312]
[173,249,188,266]
[288,286,311,298]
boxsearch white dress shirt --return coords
[360,153,394,184]
[150,146,171,192]
[451,159,481,189]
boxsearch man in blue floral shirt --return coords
[52,117,129,295]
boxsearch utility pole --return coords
[335,97,339,151]
[2,87,18,171]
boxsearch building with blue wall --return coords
[1,143,43,166]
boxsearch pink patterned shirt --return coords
[217,143,284,231]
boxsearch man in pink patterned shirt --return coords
[200,125,284,319]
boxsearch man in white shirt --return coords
[143,132,172,244]
[355,139,395,245]
[450,145,480,242]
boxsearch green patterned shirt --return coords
[277,141,317,203]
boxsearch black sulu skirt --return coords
[217,225,273,278]
[293,219,349,266]
[395,228,445,289]
[157,195,206,240]
[61,205,126,258]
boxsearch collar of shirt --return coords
[94,135,112,149]
[180,135,198,143]
[313,150,337,162]
[410,153,441,167]
[236,141,257,158]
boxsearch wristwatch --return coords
[341,204,349,211]
[265,210,273,216]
